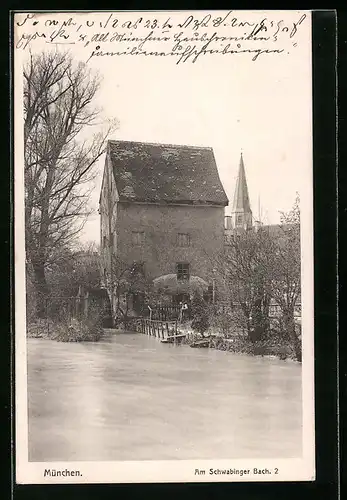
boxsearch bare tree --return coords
[269,194,301,360]
[221,228,273,341]
[45,242,101,299]
[24,51,117,316]
[101,255,148,328]
[217,194,301,360]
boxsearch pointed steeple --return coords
[231,153,252,229]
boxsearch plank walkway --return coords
[129,317,186,343]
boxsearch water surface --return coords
[27,332,302,461]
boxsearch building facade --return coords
[99,140,228,308]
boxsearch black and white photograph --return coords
[14,10,315,484]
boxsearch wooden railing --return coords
[145,305,185,321]
[129,317,186,342]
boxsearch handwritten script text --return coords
[15,11,308,64]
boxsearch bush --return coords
[26,303,105,342]
[27,303,104,342]
[52,316,103,342]
[190,292,210,336]
[209,306,248,337]
[208,333,299,361]
[27,316,104,342]
[27,318,54,338]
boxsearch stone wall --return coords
[114,202,225,285]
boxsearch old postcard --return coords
[14,10,315,484]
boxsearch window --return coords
[236,214,243,225]
[132,231,145,245]
[177,262,190,281]
[177,233,190,247]
[139,262,145,275]
[103,235,107,248]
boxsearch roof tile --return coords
[108,140,228,205]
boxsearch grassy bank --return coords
[182,334,298,361]
[27,319,300,361]
[179,322,300,361]
[27,318,104,342]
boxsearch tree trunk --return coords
[252,298,264,342]
[263,293,271,332]
[251,290,270,342]
[291,331,302,362]
[108,288,115,328]
[32,260,49,318]
[240,302,252,338]
[283,310,302,362]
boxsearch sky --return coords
[16,11,313,245]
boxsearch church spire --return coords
[231,153,252,229]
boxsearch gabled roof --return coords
[232,153,252,213]
[107,140,228,206]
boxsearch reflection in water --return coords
[27,332,302,461]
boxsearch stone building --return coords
[99,140,228,310]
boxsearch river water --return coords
[27,332,302,462]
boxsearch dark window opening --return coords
[204,285,213,303]
[131,261,145,276]
[177,262,190,281]
[132,231,145,245]
[132,292,145,314]
[236,214,243,225]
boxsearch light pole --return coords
[148,305,153,321]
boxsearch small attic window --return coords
[132,231,145,245]
[177,233,190,247]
